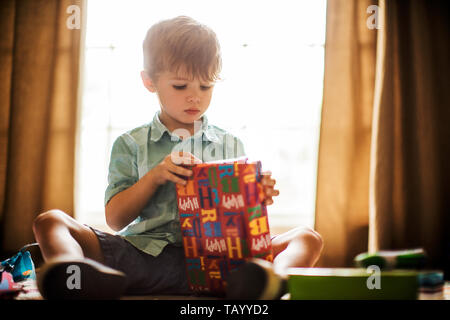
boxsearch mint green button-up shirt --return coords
[104,111,246,256]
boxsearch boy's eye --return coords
[173,84,212,91]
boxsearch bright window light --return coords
[76,0,327,233]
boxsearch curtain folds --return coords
[368,0,450,271]
[315,0,450,274]
[0,0,85,254]
[314,0,378,267]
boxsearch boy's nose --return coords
[187,95,200,103]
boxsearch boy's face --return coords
[141,66,215,133]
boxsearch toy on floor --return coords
[0,243,39,298]
[1,243,39,282]
[0,270,23,297]
[354,248,427,269]
[354,248,444,299]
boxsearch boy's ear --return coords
[141,71,157,93]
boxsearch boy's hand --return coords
[261,171,280,206]
[149,152,202,186]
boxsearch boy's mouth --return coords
[184,109,200,115]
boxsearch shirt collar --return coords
[150,111,220,143]
[149,111,169,142]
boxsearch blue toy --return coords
[0,243,39,282]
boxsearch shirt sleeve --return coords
[104,134,139,206]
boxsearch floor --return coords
[4,278,450,300]
[6,278,222,300]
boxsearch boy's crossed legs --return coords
[33,209,323,298]
[33,209,104,263]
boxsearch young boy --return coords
[33,16,323,299]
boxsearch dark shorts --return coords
[89,227,193,296]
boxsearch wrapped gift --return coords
[176,158,273,296]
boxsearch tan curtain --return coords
[314,0,378,267]
[315,0,450,272]
[368,0,450,271]
[0,0,85,255]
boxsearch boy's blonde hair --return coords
[143,16,222,83]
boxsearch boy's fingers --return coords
[166,171,187,185]
[263,178,276,187]
[271,189,280,196]
[260,171,270,178]
[264,187,279,197]
[261,172,275,185]
[168,162,193,177]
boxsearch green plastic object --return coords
[354,248,426,269]
[287,268,419,300]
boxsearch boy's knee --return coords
[296,227,324,253]
[33,209,69,234]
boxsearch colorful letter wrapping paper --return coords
[176,159,273,296]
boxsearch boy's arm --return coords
[105,169,161,231]
[105,152,201,231]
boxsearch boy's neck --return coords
[158,112,202,139]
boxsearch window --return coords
[76,0,327,233]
